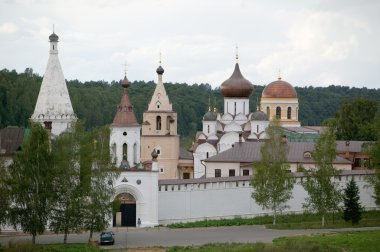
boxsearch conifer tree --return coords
[251,120,294,225]
[343,179,362,225]
[302,126,342,226]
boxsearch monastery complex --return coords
[0,32,376,228]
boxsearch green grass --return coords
[0,243,104,252]
[275,230,380,252]
[166,230,380,252]
[167,210,380,229]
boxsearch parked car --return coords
[100,231,115,245]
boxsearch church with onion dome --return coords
[192,58,262,178]
[190,53,305,179]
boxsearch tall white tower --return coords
[110,75,141,168]
[31,31,76,136]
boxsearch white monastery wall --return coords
[158,172,377,224]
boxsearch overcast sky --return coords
[0,0,379,89]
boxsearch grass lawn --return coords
[167,210,380,229]
[166,230,380,252]
[0,243,104,252]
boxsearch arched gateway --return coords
[112,184,144,227]
[114,193,136,227]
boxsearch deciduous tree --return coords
[251,120,295,225]
[81,126,118,242]
[49,122,85,243]
[7,123,53,244]
[335,98,378,141]
[0,158,10,230]
[302,126,342,226]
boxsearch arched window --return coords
[287,107,292,119]
[234,102,237,115]
[276,107,281,119]
[266,106,270,119]
[111,143,116,164]
[256,125,259,133]
[206,152,209,158]
[207,125,210,133]
[123,143,128,160]
[133,143,137,164]
[156,116,161,130]
[167,116,170,130]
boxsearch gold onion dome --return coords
[262,77,297,98]
[220,63,253,98]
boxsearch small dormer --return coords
[303,151,312,159]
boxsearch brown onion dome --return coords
[156,65,164,75]
[121,75,129,88]
[262,78,297,98]
[221,63,253,97]
[49,32,59,42]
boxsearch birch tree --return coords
[251,121,294,225]
[7,123,53,244]
[302,126,342,226]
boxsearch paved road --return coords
[1,226,380,249]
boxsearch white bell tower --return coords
[30,30,76,136]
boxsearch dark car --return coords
[100,231,115,245]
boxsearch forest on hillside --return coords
[1,68,380,145]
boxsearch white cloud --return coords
[0,22,18,33]
[256,9,370,86]
[0,0,379,88]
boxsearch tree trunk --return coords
[88,225,94,243]
[64,232,68,244]
[32,234,36,244]
[322,214,325,227]
[273,210,277,225]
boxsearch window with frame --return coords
[183,173,190,179]
[229,169,235,177]
[243,169,249,176]
[215,169,221,177]
[276,106,281,119]
[156,116,161,130]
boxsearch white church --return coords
[28,32,376,227]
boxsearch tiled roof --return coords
[336,141,373,153]
[205,141,351,164]
[0,127,25,155]
[111,89,139,127]
[179,147,193,160]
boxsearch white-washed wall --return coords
[158,172,377,224]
